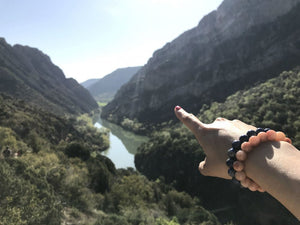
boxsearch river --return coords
[94,119,149,169]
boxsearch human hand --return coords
[174,106,257,179]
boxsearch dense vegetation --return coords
[198,69,300,148]
[0,94,220,224]
[135,68,300,225]
[1,51,299,224]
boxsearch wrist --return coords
[226,128,292,192]
[245,141,300,193]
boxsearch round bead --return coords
[235,171,246,181]
[226,158,235,167]
[228,167,236,178]
[233,161,244,172]
[249,182,259,192]
[276,131,286,141]
[236,150,247,161]
[227,148,236,158]
[256,128,264,134]
[257,132,268,142]
[241,178,251,188]
[249,136,260,146]
[247,130,256,137]
[239,135,249,143]
[284,137,292,144]
[266,130,277,141]
[229,128,290,190]
[241,142,252,152]
[232,140,241,150]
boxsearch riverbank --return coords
[95,118,148,169]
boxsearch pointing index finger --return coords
[174,106,205,135]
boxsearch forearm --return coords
[245,141,300,220]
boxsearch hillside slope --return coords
[102,0,300,124]
[0,38,98,115]
[0,93,219,225]
[135,68,300,224]
[86,66,142,102]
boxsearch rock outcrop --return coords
[0,38,98,115]
[102,0,300,123]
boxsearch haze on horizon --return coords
[0,0,222,83]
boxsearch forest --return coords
[0,69,299,224]
[0,94,219,224]
[0,68,300,225]
[135,68,300,225]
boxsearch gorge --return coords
[1,0,300,223]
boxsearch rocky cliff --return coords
[85,66,142,103]
[102,0,300,124]
[0,38,98,115]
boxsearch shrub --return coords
[64,142,90,161]
[0,159,62,225]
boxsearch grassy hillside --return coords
[135,68,300,225]
[0,94,220,225]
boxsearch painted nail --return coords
[175,106,181,111]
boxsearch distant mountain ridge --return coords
[81,79,99,88]
[0,38,98,115]
[102,0,300,124]
[84,66,142,102]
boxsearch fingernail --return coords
[175,105,181,111]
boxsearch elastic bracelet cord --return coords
[226,128,292,192]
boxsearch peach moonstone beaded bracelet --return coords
[226,128,292,192]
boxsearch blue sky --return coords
[0,0,222,82]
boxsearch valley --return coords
[0,0,300,224]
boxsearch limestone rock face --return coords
[102,0,300,123]
[0,38,98,115]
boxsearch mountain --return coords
[135,68,300,224]
[102,0,300,124]
[85,66,142,103]
[0,38,98,115]
[81,78,99,88]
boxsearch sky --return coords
[0,0,223,83]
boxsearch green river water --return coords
[94,119,148,169]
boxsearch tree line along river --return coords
[94,118,148,169]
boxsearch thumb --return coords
[198,158,210,176]
[199,157,230,179]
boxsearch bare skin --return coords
[174,106,300,220]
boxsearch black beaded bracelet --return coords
[226,128,270,180]
[225,127,291,192]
